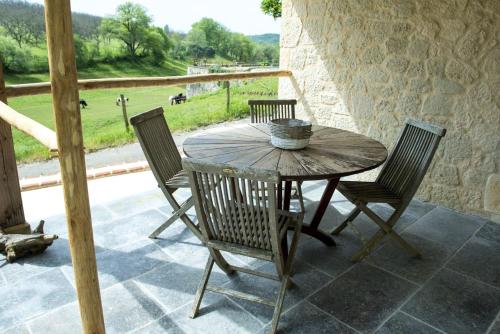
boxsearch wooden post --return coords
[225,81,230,115]
[0,60,30,234]
[44,1,105,333]
[120,94,129,131]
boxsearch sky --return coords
[29,0,281,35]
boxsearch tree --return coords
[185,27,214,60]
[102,2,152,58]
[191,18,230,56]
[143,27,171,65]
[0,0,45,47]
[228,34,254,63]
[261,0,282,19]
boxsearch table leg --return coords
[283,181,292,210]
[299,178,340,246]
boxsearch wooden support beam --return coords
[0,101,58,152]
[3,70,293,98]
[44,1,105,333]
[0,60,30,233]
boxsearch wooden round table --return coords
[183,124,388,245]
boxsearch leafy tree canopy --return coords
[261,0,282,19]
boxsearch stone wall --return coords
[279,0,500,218]
[186,66,220,98]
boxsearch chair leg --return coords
[351,229,385,262]
[209,248,235,276]
[269,274,290,334]
[164,192,202,240]
[351,203,421,261]
[149,197,194,238]
[331,207,361,235]
[191,256,215,318]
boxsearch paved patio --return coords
[1,171,499,334]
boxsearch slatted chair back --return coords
[130,107,182,188]
[377,119,446,204]
[249,99,297,123]
[183,158,283,254]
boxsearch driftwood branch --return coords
[0,221,58,263]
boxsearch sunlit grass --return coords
[10,77,278,162]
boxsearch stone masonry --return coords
[278,0,500,219]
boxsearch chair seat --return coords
[337,181,402,204]
[165,170,190,188]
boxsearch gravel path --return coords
[18,117,250,179]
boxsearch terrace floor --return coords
[1,171,499,334]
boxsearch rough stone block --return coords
[485,173,500,214]
[435,78,465,94]
[445,59,479,84]
[386,37,408,54]
[386,57,409,73]
[422,94,454,115]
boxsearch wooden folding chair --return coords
[130,107,202,240]
[248,99,297,123]
[249,99,302,202]
[183,158,304,334]
[331,119,446,262]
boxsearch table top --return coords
[183,124,388,180]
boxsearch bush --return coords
[0,37,35,72]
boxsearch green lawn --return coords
[8,77,278,162]
[5,58,189,84]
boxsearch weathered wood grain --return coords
[3,70,292,98]
[0,60,29,232]
[44,1,105,332]
[183,124,388,180]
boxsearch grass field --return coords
[5,58,189,84]
[7,76,278,163]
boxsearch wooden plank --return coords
[0,101,58,152]
[4,70,292,98]
[44,1,105,333]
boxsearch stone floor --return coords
[1,171,499,334]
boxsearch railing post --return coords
[44,0,105,333]
[120,94,129,132]
[225,81,230,115]
[0,60,30,234]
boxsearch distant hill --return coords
[248,34,280,44]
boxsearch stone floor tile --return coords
[27,303,81,334]
[169,294,263,334]
[0,324,31,334]
[447,236,500,288]
[476,221,500,245]
[375,312,441,334]
[403,268,500,334]
[404,207,483,250]
[1,237,72,283]
[308,263,417,333]
[92,209,167,249]
[29,280,165,334]
[295,231,362,278]
[133,256,232,313]
[129,315,185,333]
[0,268,76,332]
[370,233,453,285]
[224,260,332,323]
[259,300,356,334]
[106,189,166,217]
[405,200,436,221]
[61,239,172,289]
[37,205,115,237]
[489,321,500,334]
